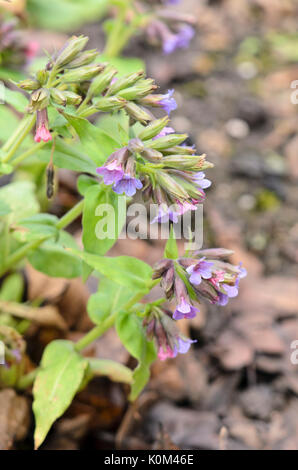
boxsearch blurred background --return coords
[0,0,298,450]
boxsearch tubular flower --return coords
[34,109,52,143]
[153,251,246,320]
[143,307,196,361]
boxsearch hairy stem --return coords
[1,114,36,163]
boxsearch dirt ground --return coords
[2,0,298,450]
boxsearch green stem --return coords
[75,288,152,352]
[17,368,38,390]
[1,114,36,163]
[56,199,84,230]
[0,237,49,278]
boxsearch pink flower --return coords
[34,109,52,143]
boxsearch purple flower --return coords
[186,258,214,285]
[159,89,177,115]
[176,25,195,49]
[215,263,247,306]
[112,174,143,197]
[174,337,196,355]
[173,297,199,320]
[96,160,124,185]
[166,0,181,4]
[158,337,196,361]
[163,25,195,55]
[151,203,180,224]
[177,200,198,216]
[192,172,212,189]
[153,126,175,140]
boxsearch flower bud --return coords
[36,69,48,86]
[18,79,40,91]
[147,134,188,150]
[161,265,175,299]
[30,88,50,111]
[152,258,173,279]
[65,49,98,68]
[94,96,127,112]
[106,70,145,96]
[141,148,163,162]
[138,117,170,141]
[127,138,144,153]
[163,145,196,155]
[62,91,82,106]
[125,102,153,124]
[55,35,89,68]
[161,155,207,170]
[156,171,189,200]
[117,79,157,100]
[87,65,117,98]
[62,64,105,83]
[50,88,67,106]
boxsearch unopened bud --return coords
[117,79,157,100]
[65,49,98,68]
[87,66,117,98]
[162,155,206,170]
[161,265,175,299]
[125,102,153,124]
[18,79,40,91]
[106,70,145,96]
[62,64,105,83]
[147,134,188,150]
[156,171,189,200]
[94,96,126,112]
[153,259,174,279]
[30,88,50,111]
[194,248,234,259]
[127,138,144,153]
[163,145,196,155]
[50,88,67,106]
[62,91,82,106]
[141,148,163,162]
[55,35,89,68]
[138,117,169,141]
[36,69,48,86]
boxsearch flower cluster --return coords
[97,117,213,220]
[153,248,246,321]
[17,35,192,144]
[143,306,196,361]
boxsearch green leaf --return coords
[0,199,11,216]
[88,358,133,384]
[0,162,13,175]
[27,0,108,32]
[0,181,39,223]
[33,340,88,449]
[63,113,120,166]
[95,111,129,145]
[116,311,156,400]
[164,226,178,259]
[0,107,21,144]
[37,138,97,175]
[14,214,59,243]
[77,174,98,197]
[28,231,82,278]
[87,277,137,325]
[82,185,126,256]
[4,89,28,113]
[74,252,153,290]
[0,273,24,302]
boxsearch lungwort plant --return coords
[0,35,246,448]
